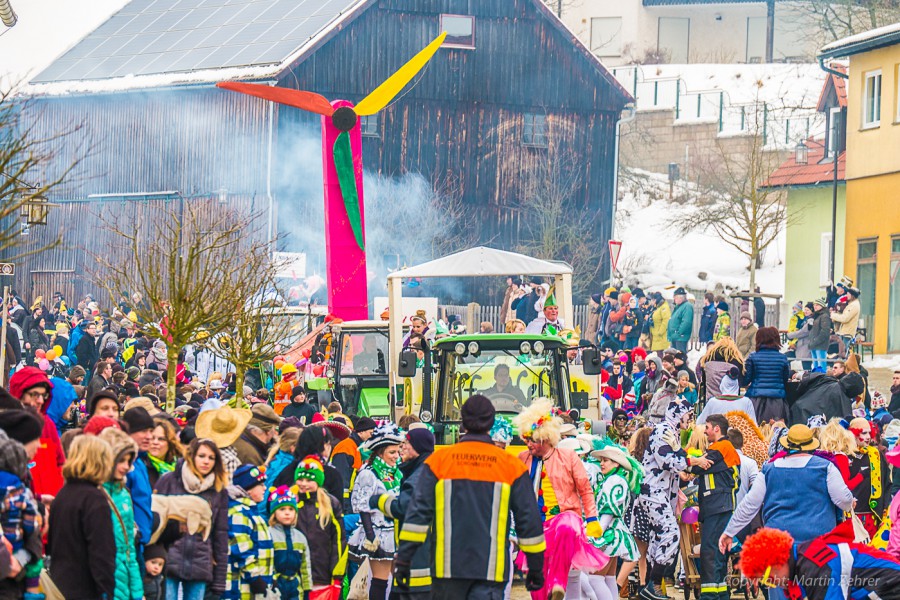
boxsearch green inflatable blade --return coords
[333,131,365,251]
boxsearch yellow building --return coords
[819,25,900,353]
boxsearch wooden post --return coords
[0,286,8,387]
[466,302,479,334]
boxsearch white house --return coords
[556,0,819,66]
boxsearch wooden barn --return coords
[15,0,632,306]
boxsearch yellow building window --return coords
[863,70,882,128]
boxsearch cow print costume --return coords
[634,396,691,599]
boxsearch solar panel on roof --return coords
[32,0,362,83]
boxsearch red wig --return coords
[738,528,794,579]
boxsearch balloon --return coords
[38,358,50,370]
[301,348,311,359]
[273,360,285,370]
[35,349,45,359]
[294,359,308,369]
[274,355,285,363]
[45,350,57,361]
[681,506,699,524]
[52,345,62,356]
[312,364,325,377]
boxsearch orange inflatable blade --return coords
[217,82,335,116]
[355,32,447,116]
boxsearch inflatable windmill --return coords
[218,32,447,320]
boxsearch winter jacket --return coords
[667,300,694,344]
[270,524,312,600]
[127,452,153,546]
[831,298,860,336]
[47,376,77,435]
[397,434,545,583]
[604,303,627,341]
[27,327,50,354]
[142,574,164,600]
[224,492,273,600]
[295,490,344,586]
[585,307,602,345]
[511,292,539,325]
[232,432,269,467]
[807,309,833,351]
[735,323,758,357]
[790,372,864,425]
[699,303,717,342]
[786,323,811,360]
[685,440,740,520]
[48,479,117,600]
[743,347,790,399]
[649,302,671,351]
[519,447,598,520]
[753,297,766,328]
[697,352,744,401]
[102,482,144,600]
[86,374,110,403]
[265,450,295,490]
[714,312,731,341]
[154,461,229,592]
[330,434,363,510]
[74,332,99,371]
[375,451,433,592]
[9,367,65,497]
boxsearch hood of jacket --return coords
[8,366,53,413]
[664,395,693,429]
[0,430,29,480]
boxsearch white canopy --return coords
[386,247,575,385]
[387,247,573,280]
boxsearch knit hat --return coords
[716,301,729,311]
[249,404,282,432]
[123,396,160,416]
[460,394,496,434]
[122,406,155,433]
[590,293,602,304]
[0,409,43,445]
[355,416,377,433]
[291,386,306,400]
[266,485,298,515]
[144,544,167,563]
[362,422,405,453]
[489,415,514,445]
[232,464,266,492]
[98,427,138,467]
[406,427,435,455]
[740,311,752,321]
[0,388,22,410]
[280,416,303,433]
[125,366,140,382]
[83,415,122,436]
[294,455,325,487]
[89,389,120,416]
[8,366,52,403]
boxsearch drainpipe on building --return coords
[611,103,636,242]
[816,57,848,285]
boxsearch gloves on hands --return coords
[525,569,545,591]
[362,538,381,552]
[585,518,603,539]
[393,559,411,589]
[661,430,679,449]
[248,578,268,595]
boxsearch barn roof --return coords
[28,0,632,104]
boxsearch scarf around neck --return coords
[371,456,401,491]
[181,464,216,494]
[148,454,175,475]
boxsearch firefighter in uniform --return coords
[394,395,546,600]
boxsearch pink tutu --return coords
[516,511,610,599]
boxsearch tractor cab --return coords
[398,333,588,445]
[328,320,399,419]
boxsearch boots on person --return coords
[638,581,667,600]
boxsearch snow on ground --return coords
[615,168,785,298]
[863,355,900,371]
[0,0,129,89]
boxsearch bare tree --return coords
[93,198,275,410]
[669,104,795,291]
[0,86,85,260]
[789,0,900,46]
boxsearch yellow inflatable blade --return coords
[355,32,447,116]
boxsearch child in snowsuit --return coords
[142,544,167,600]
[266,486,312,600]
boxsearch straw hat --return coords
[779,424,820,452]
[123,396,160,416]
[590,444,634,471]
[195,405,252,448]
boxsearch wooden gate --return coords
[30,271,77,308]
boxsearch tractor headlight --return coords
[533,340,545,354]
[467,341,480,355]
[454,342,467,355]
[420,410,433,423]
[519,341,531,354]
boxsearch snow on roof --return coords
[387,247,573,280]
[615,168,785,296]
[819,22,900,57]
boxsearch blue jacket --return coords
[743,347,790,399]
[126,453,153,546]
[265,451,295,490]
[47,377,77,435]
[698,304,716,343]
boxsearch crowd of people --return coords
[0,281,898,600]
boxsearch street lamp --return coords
[794,141,808,165]
[20,194,58,226]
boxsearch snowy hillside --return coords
[614,168,785,297]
